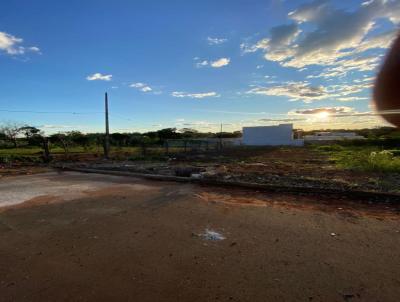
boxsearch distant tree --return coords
[69,131,90,150]
[0,122,23,147]
[50,133,71,155]
[17,125,52,162]
[179,128,199,138]
[19,126,41,144]
[29,133,52,162]
[110,133,130,147]
[127,133,143,146]
[157,128,181,142]
[143,131,158,140]
[140,135,153,156]
[220,131,242,138]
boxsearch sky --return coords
[0,0,399,134]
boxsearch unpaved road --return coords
[0,172,399,302]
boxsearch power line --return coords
[0,109,138,122]
[0,109,104,115]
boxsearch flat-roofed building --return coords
[242,124,304,146]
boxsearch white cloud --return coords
[306,56,381,79]
[210,57,230,68]
[290,106,355,116]
[330,81,373,96]
[336,96,369,102]
[0,31,40,56]
[129,82,153,92]
[181,120,219,129]
[171,91,220,99]
[141,86,152,92]
[246,78,373,103]
[207,37,228,45]
[86,73,112,81]
[38,124,76,129]
[259,117,306,122]
[195,57,231,68]
[195,60,209,68]
[285,107,385,130]
[245,0,399,68]
[28,46,41,53]
[240,39,269,54]
[263,23,301,62]
[355,29,398,54]
[246,81,330,103]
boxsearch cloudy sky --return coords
[0,0,399,133]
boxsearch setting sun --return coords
[316,111,330,119]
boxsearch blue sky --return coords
[0,0,399,133]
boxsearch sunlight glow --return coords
[315,111,330,120]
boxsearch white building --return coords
[242,124,304,146]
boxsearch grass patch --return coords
[316,144,400,173]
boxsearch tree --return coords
[0,122,23,148]
[50,133,71,155]
[28,132,52,162]
[19,126,41,141]
[69,131,90,150]
[110,133,130,147]
[157,128,181,142]
[179,128,199,138]
[17,125,52,162]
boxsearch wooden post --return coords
[165,140,169,156]
[42,137,51,162]
[219,123,223,151]
[141,142,146,157]
[104,92,110,159]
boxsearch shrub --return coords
[316,144,344,152]
[337,150,400,173]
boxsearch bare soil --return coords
[1,172,400,301]
[0,164,52,178]
[72,147,400,193]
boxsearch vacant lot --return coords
[1,172,400,301]
[62,146,400,194]
[2,144,400,194]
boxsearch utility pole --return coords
[104,92,110,159]
[219,123,223,151]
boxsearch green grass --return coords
[315,144,400,173]
[0,146,189,163]
[0,146,137,156]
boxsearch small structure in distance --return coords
[303,132,365,142]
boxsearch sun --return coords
[316,111,330,120]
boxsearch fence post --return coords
[141,142,146,157]
[42,137,51,162]
[165,141,169,156]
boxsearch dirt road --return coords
[0,172,399,301]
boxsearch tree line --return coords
[1,122,399,162]
[0,122,242,160]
